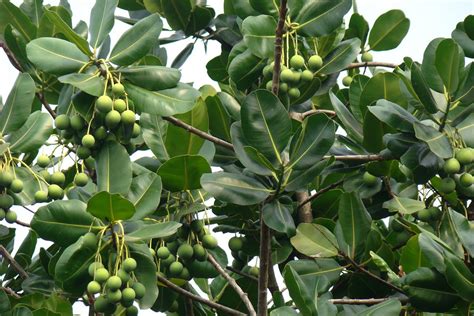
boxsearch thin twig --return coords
[0,245,28,279]
[204,27,233,51]
[208,254,256,316]
[1,287,20,299]
[15,219,31,228]
[157,274,245,316]
[298,180,344,210]
[226,266,258,282]
[329,297,408,305]
[324,154,385,161]
[346,62,398,70]
[290,109,336,121]
[185,289,195,316]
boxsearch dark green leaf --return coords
[445,255,474,301]
[158,155,211,191]
[128,173,162,220]
[128,243,159,308]
[368,10,410,51]
[382,196,425,214]
[262,200,295,236]
[87,191,135,222]
[413,121,452,158]
[290,223,338,258]
[242,15,276,58]
[95,141,132,194]
[317,38,361,75]
[125,221,181,242]
[140,114,170,161]
[58,73,105,97]
[89,0,118,49]
[171,43,194,69]
[411,63,438,114]
[228,49,266,90]
[119,66,181,91]
[8,112,53,153]
[0,1,36,41]
[435,38,464,94]
[329,91,363,142]
[161,0,192,30]
[356,299,401,315]
[368,99,417,133]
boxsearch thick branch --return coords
[298,180,344,210]
[0,245,28,279]
[271,0,287,95]
[346,62,398,70]
[157,274,245,316]
[208,254,256,316]
[258,214,272,316]
[296,191,313,223]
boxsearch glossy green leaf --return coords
[31,200,103,246]
[109,14,162,66]
[242,15,276,58]
[89,0,118,49]
[456,113,474,148]
[291,223,338,258]
[452,21,474,58]
[360,72,405,111]
[435,39,464,94]
[201,172,272,205]
[125,221,181,242]
[171,42,194,69]
[411,63,438,114]
[368,10,410,51]
[345,13,369,48]
[119,66,181,91]
[413,121,452,158]
[317,38,361,75]
[249,0,277,16]
[445,255,474,301]
[382,196,425,214]
[8,112,53,153]
[0,73,35,135]
[285,158,333,192]
[448,209,474,257]
[421,38,445,93]
[95,141,132,194]
[140,114,170,161]
[241,89,291,164]
[400,235,431,273]
[329,91,363,143]
[87,191,135,222]
[161,0,192,30]
[0,0,36,41]
[158,155,211,191]
[128,173,162,220]
[26,38,90,75]
[368,99,417,133]
[58,73,105,97]
[228,49,266,90]
[205,95,232,142]
[283,266,317,316]
[356,299,401,315]
[262,200,295,237]
[184,6,215,36]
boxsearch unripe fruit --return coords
[87,281,101,294]
[112,83,125,96]
[83,232,97,248]
[106,289,122,302]
[122,288,136,301]
[37,155,50,168]
[361,52,373,62]
[0,170,13,187]
[48,185,64,200]
[290,55,305,69]
[55,114,70,130]
[202,235,217,249]
[94,268,110,283]
[308,55,323,70]
[105,110,121,129]
[279,82,288,93]
[177,243,194,261]
[39,170,50,183]
[94,296,109,313]
[106,276,122,290]
[50,172,66,186]
[157,246,170,259]
[342,76,353,87]
[288,87,301,99]
[460,173,474,187]
[229,237,243,252]
[265,80,273,90]
[0,209,5,221]
[132,123,141,138]
[429,207,441,220]
[443,158,461,174]
[9,179,23,193]
[94,126,107,140]
[88,262,104,277]
[301,69,314,82]
[292,70,301,83]
[74,173,89,187]
[455,148,474,165]
[416,208,432,222]
[363,172,378,186]
[77,146,91,160]
[190,219,204,232]
[193,244,207,261]
[149,248,156,256]
[439,177,456,193]
[126,306,139,316]
[132,282,146,299]
[117,269,130,282]
[0,194,13,210]
[280,69,294,82]
[5,210,17,224]
[121,110,136,125]
[249,266,259,277]
[81,134,95,148]
[180,267,191,280]
[113,99,127,112]
[85,157,95,169]
[96,96,113,113]
[122,257,137,272]
[161,254,175,267]
[262,65,273,78]
[169,261,184,276]
[34,191,48,203]
[70,115,85,131]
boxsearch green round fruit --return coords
[262,65,273,78]
[39,170,51,183]
[81,134,95,148]
[265,80,273,90]
[10,179,23,193]
[105,110,121,129]
[193,244,207,261]
[132,282,146,299]
[77,146,91,160]
[117,268,130,282]
[37,154,50,168]
[460,173,474,187]
[169,261,184,276]
[5,211,17,224]
[342,76,353,87]
[112,83,125,96]
[94,268,110,283]
[149,248,156,257]
[87,280,101,294]
[455,148,474,165]
[34,191,48,203]
[301,69,314,82]
[94,296,109,313]
[363,172,378,186]
[292,70,301,83]
[280,69,294,82]
[0,209,5,221]
[361,52,373,62]
[288,87,301,99]
[249,266,259,277]
[290,55,305,69]
[106,276,122,291]
[279,82,288,93]
[0,194,13,210]
[83,232,97,248]
[113,99,127,112]
[443,158,461,174]
[96,96,113,113]
[50,172,66,186]
[157,246,170,259]
[0,170,13,187]
[439,177,456,193]
[229,237,243,252]
[94,126,108,140]
[122,257,137,273]
[48,184,64,200]
[88,262,104,277]
[180,267,191,280]
[177,243,194,261]
[202,235,217,249]
[70,115,85,131]
[126,306,139,316]
[55,114,70,130]
[131,123,141,138]
[106,289,122,303]
[190,219,204,232]
[416,208,432,222]
[428,207,441,220]
[121,110,135,125]
[161,254,175,267]
[74,173,89,187]
[122,288,136,301]
[308,55,323,70]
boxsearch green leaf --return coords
[411,63,438,114]
[89,0,118,49]
[87,191,135,222]
[0,73,35,134]
[345,13,369,48]
[435,38,464,94]
[360,72,405,111]
[171,42,194,69]
[127,173,162,220]
[43,9,92,56]
[58,73,105,97]
[125,82,200,116]
[125,221,181,242]
[95,141,132,194]
[413,121,453,158]
[456,113,474,148]
[289,0,351,37]
[201,172,272,205]
[270,307,298,316]
[205,95,232,142]
[241,89,291,164]
[262,200,296,237]
[161,0,192,30]
[242,15,276,58]
[291,223,338,258]
[400,235,431,273]
[109,14,163,66]
[119,66,181,91]
[422,38,445,93]
[288,114,336,170]
[285,158,333,192]
[0,1,36,41]
[31,200,103,246]
[356,299,401,315]
[448,209,474,257]
[368,10,410,51]
[329,91,363,142]
[452,21,474,59]
[338,193,372,258]
[8,111,53,153]
[140,114,169,161]
[157,155,211,192]
[368,99,417,133]
[317,38,361,75]
[26,38,90,75]
[445,255,474,301]
[283,266,317,316]
[185,6,214,36]
[228,49,266,90]
[382,196,425,214]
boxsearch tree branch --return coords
[0,245,28,279]
[1,287,20,299]
[15,219,31,228]
[157,274,245,316]
[290,109,336,121]
[258,216,271,316]
[346,62,398,70]
[297,180,344,210]
[329,297,408,305]
[271,0,287,95]
[226,266,258,282]
[208,254,256,316]
[324,154,385,161]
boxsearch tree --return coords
[0,0,473,314]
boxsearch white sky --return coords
[0,0,473,315]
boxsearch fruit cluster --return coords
[0,168,21,223]
[342,51,373,87]
[439,147,474,195]
[228,236,259,277]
